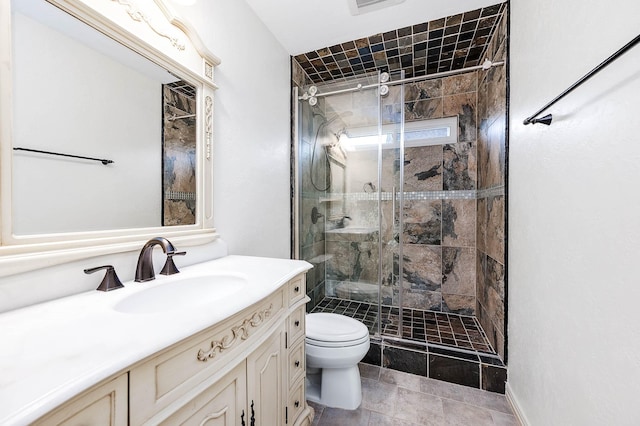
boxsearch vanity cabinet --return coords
[131,274,312,426]
[30,273,311,426]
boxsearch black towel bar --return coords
[13,147,113,165]
[524,34,640,126]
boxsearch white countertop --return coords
[0,255,311,425]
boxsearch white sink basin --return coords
[113,273,248,314]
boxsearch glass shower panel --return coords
[296,74,383,335]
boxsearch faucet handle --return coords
[160,251,187,276]
[84,265,124,292]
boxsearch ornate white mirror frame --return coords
[0,0,220,276]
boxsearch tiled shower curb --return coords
[363,336,507,394]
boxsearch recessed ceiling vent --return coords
[348,0,406,16]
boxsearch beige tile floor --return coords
[308,364,520,426]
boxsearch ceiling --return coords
[243,0,503,55]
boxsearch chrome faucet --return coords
[134,237,186,282]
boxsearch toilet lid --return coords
[306,313,369,346]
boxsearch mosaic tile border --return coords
[164,190,196,201]
[305,187,503,200]
[305,190,478,202]
[390,190,476,201]
[477,185,505,199]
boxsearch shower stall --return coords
[293,46,507,391]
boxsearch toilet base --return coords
[305,365,362,410]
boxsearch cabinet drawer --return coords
[288,276,305,306]
[288,305,305,344]
[287,378,305,425]
[288,339,305,387]
[129,290,284,425]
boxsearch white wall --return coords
[172,0,292,259]
[508,0,640,424]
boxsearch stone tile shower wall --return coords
[476,10,507,359]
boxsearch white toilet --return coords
[305,313,370,410]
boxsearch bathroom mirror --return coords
[0,0,220,275]
[12,0,199,234]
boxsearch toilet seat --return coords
[306,334,370,348]
[306,313,369,348]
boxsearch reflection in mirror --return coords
[10,0,197,235]
[163,81,197,225]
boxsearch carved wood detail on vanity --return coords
[197,304,273,362]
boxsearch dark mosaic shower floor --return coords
[311,297,495,355]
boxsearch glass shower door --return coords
[296,71,412,340]
[296,74,383,338]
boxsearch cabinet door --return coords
[159,362,247,426]
[246,327,283,426]
[33,374,128,426]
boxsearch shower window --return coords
[337,116,457,151]
[403,116,458,147]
